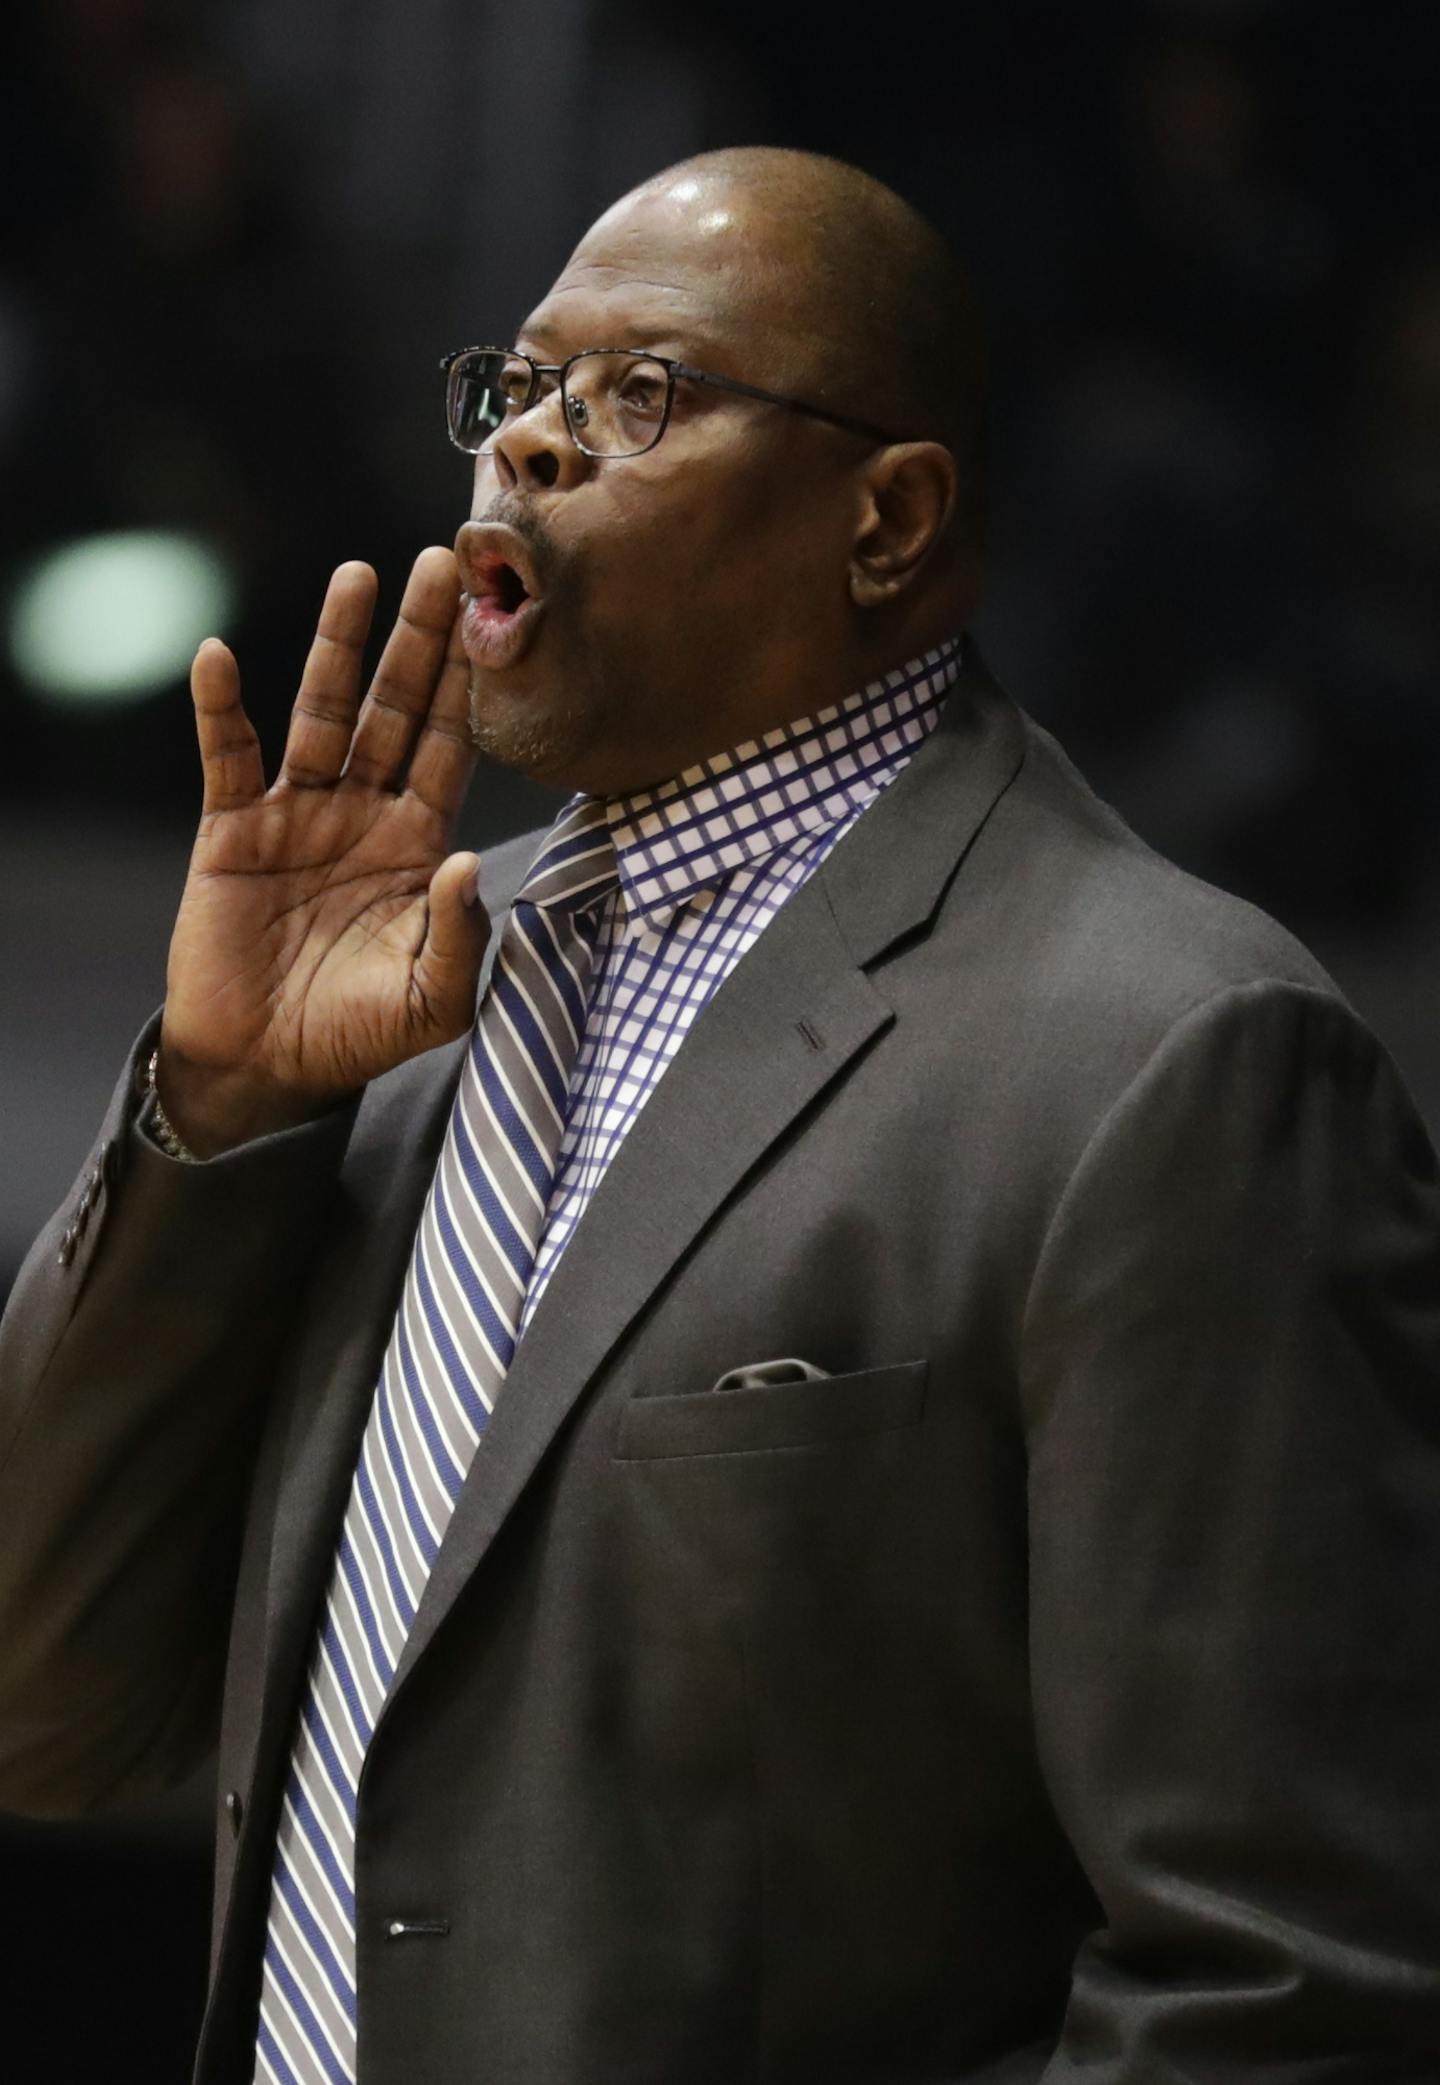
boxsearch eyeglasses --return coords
[439,344,904,460]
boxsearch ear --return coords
[847,443,958,609]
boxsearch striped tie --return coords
[253,800,619,2085]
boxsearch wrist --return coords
[151,1043,351,1160]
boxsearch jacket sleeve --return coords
[0,1014,358,1820]
[1021,979,1440,2076]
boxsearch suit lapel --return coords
[255,1040,459,1696]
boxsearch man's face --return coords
[454,179,861,798]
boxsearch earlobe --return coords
[849,564,900,609]
[848,442,958,609]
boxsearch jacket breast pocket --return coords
[613,1358,928,1461]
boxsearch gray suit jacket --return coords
[3,643,1439,2082]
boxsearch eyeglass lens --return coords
[447,349,671,457]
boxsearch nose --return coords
[483,385,592,494]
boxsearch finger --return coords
[413,851,489,1038]
[344,546,461,790]
[191,638,265,813]
[404,603,477,821]
[278,562,378,788]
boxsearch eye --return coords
[616,365,666,417]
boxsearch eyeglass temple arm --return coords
[670,362,901,446]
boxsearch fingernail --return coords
[462,862,482,908]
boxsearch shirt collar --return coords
[580,636,965,933]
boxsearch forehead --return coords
[518,181,779,364]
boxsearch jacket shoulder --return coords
[976,707,1340,1019]
[906,697,1372,1164]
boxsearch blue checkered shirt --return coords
[518,636,963,1330]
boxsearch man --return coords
[1,146,1438,2083]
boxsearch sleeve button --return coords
[224,1790,244,1837]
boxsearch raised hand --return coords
[156,547,489,1156]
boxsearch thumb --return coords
[415,851,490,1032]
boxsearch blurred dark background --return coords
[2,0,1437,2076]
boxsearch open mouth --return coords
[473,555,531,619]
[459,521,548,669]
[473,554,533,617]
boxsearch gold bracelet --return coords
[144,1048,200,1164]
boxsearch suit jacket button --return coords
[224,1790,243,1837]
[57,1227,77,1268]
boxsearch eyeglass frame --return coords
[438,343,908,459]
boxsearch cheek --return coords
[584,449,807,619]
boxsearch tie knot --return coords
[515,799,619,914]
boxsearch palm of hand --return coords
[158,552,490,1149]
[169,782,465,1098]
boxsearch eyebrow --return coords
[516,314,565,347]
[517,313,709,360]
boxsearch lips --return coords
[458,521,548,672]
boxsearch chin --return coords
[466,674,595,789]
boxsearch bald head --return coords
[588,146,986,550]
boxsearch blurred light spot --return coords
[9,530,236,704]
